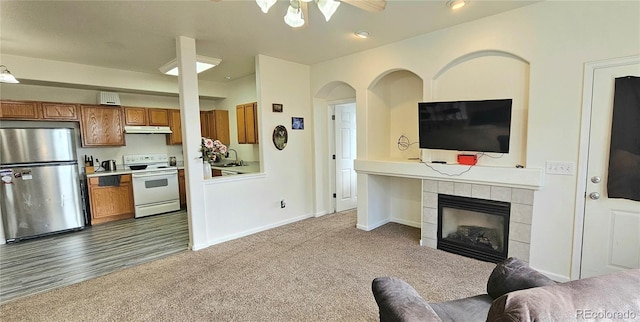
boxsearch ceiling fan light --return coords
[256,0,277,13]
[317,0,340,21]
[0,65,19,84]
[284,5,305,28]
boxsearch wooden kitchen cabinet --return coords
[178,169,186,208]
[0,100,40,119]
[88,174,135,224]
[236,102,258,144]
[200,110,230,145]
[80,105,126,147]
[166,109,182,145]
[41,102,78,120]
[124,107,147,125]
[124,107,170,126]
[148,108,169,126]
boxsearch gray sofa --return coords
[372,257,640,322]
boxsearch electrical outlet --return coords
[280,200,286,208]
[546,161,575,176]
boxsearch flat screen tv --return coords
[418,99,512,153]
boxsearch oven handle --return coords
[131,170,178,178]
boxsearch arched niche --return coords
[312,81,356,216]
[430,50,530,167]
[368,69,424,160]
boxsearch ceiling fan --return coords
[213,0,387,28]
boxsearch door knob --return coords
[589,192,601,200]
[591,176,601,183]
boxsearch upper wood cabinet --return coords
[0,100,79,121]
[166,109,182,145]
[201,110,230,145]
[0,100,40,119]
[80,105,126,147]
[41,102,78,120]
[148,108,169,126]
[237,102,259,144]
[124,107,170,126]
[124,107,147,125]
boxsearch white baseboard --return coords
[190,242,209,251]
[204,213,314,247]
[314,211,328,218]
[356,218,390,231]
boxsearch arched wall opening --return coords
[428,50,531,167]
[367,69,424,161]
[312,81,356,216]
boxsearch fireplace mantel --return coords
[354,159,544,190]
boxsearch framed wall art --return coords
[292,117,304,130]
[272,103,283,113]
[272,125,288,150]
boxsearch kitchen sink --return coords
[222,162,244,167]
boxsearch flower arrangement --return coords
[201,137,227,163]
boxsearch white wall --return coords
[310,1,640,280]
[201,55,314,245]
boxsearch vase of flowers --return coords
[201,137,228,164]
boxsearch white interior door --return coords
[581,58,640,278]
[335,103,357,212]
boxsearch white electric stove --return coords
[123,154,180,218]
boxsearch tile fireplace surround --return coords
[354,160,545,263]
[422,180,534,262]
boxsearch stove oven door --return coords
[131,170,180,218]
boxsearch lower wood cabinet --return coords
[88,174,135,224]
[178,169,186,208]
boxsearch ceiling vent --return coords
[98,92,121,106]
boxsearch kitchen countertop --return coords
[210,161,260,174]
[86,161,260,177]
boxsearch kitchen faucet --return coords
[227,149,242,165]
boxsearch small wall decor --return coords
[292,117,304,130]
[272,103,283,113]
[273,125,288,150]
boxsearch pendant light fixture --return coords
[259,0,342,28]
[256,0,277,13]
[317,0,340,21]
[0,65,19,84]
[284,0,305,28]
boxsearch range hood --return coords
[124,126,172,134]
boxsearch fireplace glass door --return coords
[437,194,510,262]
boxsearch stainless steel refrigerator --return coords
[0,128,84,242]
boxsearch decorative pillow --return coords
[486,257,555,299]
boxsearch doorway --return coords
[331,102,357,212]
[576,55,640,278]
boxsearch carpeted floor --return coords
[0,210,495,321]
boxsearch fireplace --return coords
[437,194,510,263]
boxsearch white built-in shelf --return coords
[354,159,544,190]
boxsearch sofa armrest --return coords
[487,269,640,322]
[372,277,442,322]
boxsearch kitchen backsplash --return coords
[78,134,183,171]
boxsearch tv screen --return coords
[418,99,512,153]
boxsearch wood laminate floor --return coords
[0,210,189,304]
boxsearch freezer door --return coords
[0,163,84,241]
[0,128,76,164]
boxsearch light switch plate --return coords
[546,161,575,176]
